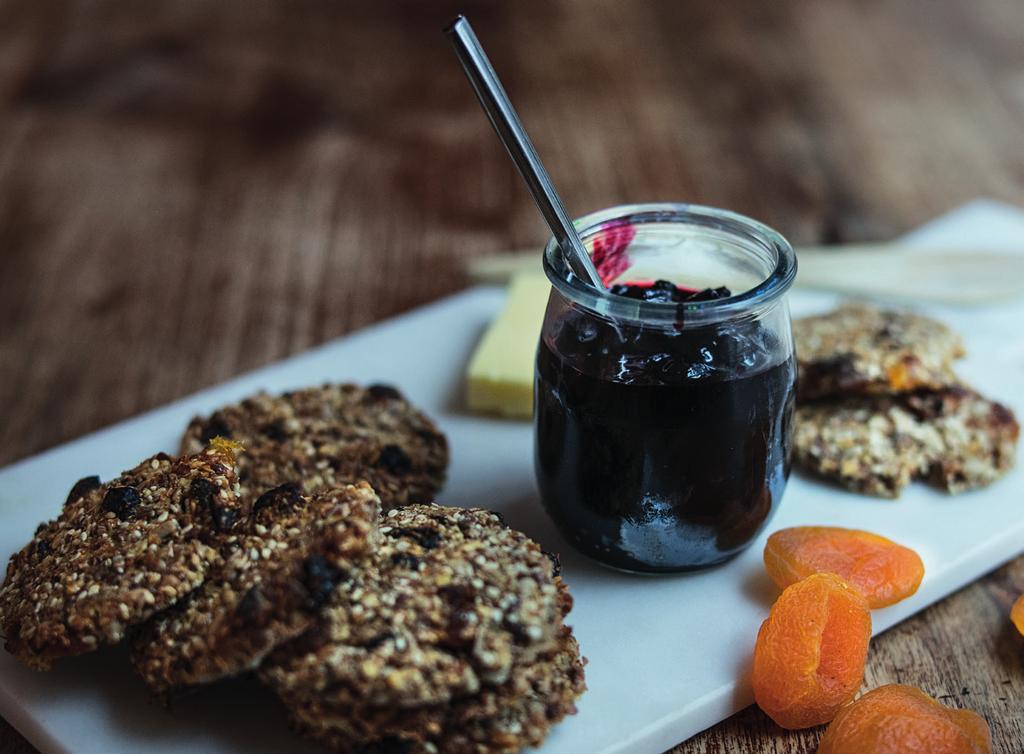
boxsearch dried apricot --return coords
[1012,594,1024,636]
[752,572,871,729]
[764,526,924,608]
[818,684,992,754]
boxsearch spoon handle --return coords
[445,16,603,288]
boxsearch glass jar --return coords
[534,203,797,573]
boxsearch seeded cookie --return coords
[181,384,448,510]
[903,388,1019,492]
[130,482,381,697]
[261,505,573,707]
[0,441,243,669]
[260,504,583,753]
[288,628,586,754]
[794,387,1018,497]
[794,305,965,400]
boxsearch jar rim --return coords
[542,203,797,326]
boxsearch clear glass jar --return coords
[534,203,797,573]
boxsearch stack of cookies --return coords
[0,384,586,754]
[792,305,1019,497]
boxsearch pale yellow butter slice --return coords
[466,273,551,419]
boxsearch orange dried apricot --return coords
[1012,594,1024,636]
[752,572,871,729]
[764,526,924,608]
[818,684,992,754]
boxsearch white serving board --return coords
[1,200,1023,754]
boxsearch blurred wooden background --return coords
[1,0,1023,751]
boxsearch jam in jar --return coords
[534,204,797,573]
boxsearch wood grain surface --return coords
[1,0,1023,752]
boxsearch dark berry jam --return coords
[534,286,796,573]
[608,280,732,305]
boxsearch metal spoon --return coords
[444,15,604,288]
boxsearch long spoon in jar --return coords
[444,15,604,289]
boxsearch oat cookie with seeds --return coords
[261,504,573,708]
[794,305,965,400]
[130,482,381,696]
[903,388,1019,492]
[260,504,583,752]
[288,627,586,754]
[181,384,448,510]
[0,441,243,669]
[795,387,1018,497]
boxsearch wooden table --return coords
[1,1,1022,751]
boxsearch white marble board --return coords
[1,200,1023,754]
